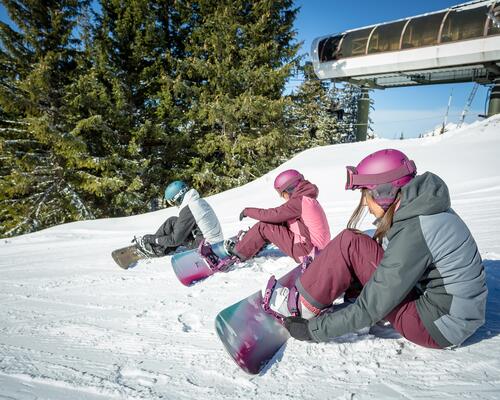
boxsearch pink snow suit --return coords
[235,180,330,262]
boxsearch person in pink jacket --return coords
[224,169,331,263]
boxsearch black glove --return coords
[142,234,157,244]
[284,316,313,341]
[239,209,246,221]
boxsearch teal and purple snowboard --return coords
[215,265,303,374]
[171,240,230,286]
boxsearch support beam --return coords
[356,87,370,142]
[487,81,500,117]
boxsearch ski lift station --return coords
[311,0,500,140]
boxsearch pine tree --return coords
[287,64,372,151]
[175,0,300,193]
[0,0,318,236]
[65,0,183,217]
[0,0,93,236]
[288,62,341,152]
[332,83,368,143]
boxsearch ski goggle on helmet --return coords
[164,180,189,206]
[345,149,416,210]
[274,169,304,195]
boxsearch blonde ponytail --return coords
[347,189,401,244]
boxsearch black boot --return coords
[135,236,158,257]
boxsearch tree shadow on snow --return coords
[462,259,500,346]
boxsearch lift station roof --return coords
[311,0,500,88]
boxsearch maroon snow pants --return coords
[298,229,441,349]
[235,221,313,263]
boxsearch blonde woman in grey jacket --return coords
[283,149,487,349]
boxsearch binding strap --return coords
[287,285,299,317]
[261,276,286,323]
[198,239,237,272]
[262,254,314,323]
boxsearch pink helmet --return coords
[345,149,416,210]
[274,169,304,193]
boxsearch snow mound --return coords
[1,115,500,399]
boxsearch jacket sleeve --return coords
[307,220,433,342]
[156,207,197,248]
[244,198,301,224]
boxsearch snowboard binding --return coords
[261,255,314,323]
[262,277,300,323]
[132,236,156,258]
[199,239,238,272]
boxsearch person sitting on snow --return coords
[224,169,331,264]
[136,181,223,257]
[274,149,486,349]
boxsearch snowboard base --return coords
[171,239,285,286]
[215,265,303,374]
[111,244,148,269]
[171,240,232,286]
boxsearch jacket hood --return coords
[179,188,200,210]
[291,180,319,199]
[394,172,450,222]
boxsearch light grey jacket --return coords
[179,189,223,244]
[308,172,487,347]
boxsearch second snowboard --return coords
[214,265,303,374]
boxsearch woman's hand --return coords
[283,316,313,341]
[239,209,246,221]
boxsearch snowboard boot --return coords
[262,278,319,321]
[262,281,292,317]
[134,236,157,258]
[223,230,247,261]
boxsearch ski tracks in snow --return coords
[1,221,500,399]
[0,242,287,399]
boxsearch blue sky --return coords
[1,1,492,138]
[292,0,492,138]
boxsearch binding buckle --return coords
[198,240,237,272]
[261,256,313,323]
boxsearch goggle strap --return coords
[167,186,188,206]
[350,160,416,187]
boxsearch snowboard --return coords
[171,240,232,286]
[171,239,285,286]
[111,244,148,269]
[214,264,303,374]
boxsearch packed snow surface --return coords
[1,116,500,399]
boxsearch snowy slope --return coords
[1,116,499,400]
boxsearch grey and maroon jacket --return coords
[244,180,331,252]
[308,172,487,347]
